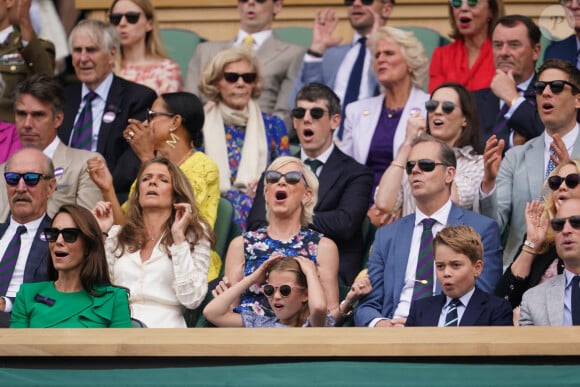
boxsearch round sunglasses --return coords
[4,172,52,187]
[291,107,328,120]
[405,159,451,175]
[425,100,456,114]
[109,12,141,26]
[449,0,479,8]
[42,228,82,243]
[548,173,580,190]
[265,170,305,185]
[262,284,304,297]
[223,72,257,84]
[550,216,580,232]
[533,80,579,95]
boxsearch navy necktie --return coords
[0,225,27,296]
[337,36,367,140]
[444,298,461,327]
[71,91,97,150]
[572,276,580,325]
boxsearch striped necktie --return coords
[70,91,97,150]
[412,218,436,301]
[0,225,27,296]
[444,298,461,327]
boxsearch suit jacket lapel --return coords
[258,35,286,66]
[460,288,485,326]
[96,76,123,154]
[525,138,546,199]
[61,84,82,143]
[23,214,51,283]
[426,295,446,326]
[547,275,565,326]
[316,148,343,209]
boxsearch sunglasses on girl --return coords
[291,107,328,119]
[449,0,479,8]
[109,12,141,26]
[406,159,451,175]
[533,80,578,95]
[548,173,580,190]
[425,100,456,114]
[344,0,375,5]
[4,172,52,187]
[262,284,304,297]
[42,228,81,243]
[550,216,580,232]
[223,72,257,84]
[265,170,305,185]
[146,110,175,122]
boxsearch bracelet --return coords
[524,240,536,250]
[306,49,323,58]
[339,300,353,317]
[391,161,405,169]
[521,246,537,255]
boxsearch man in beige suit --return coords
[185,0,304,135]
[0,74,102,221]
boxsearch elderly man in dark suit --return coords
[0,148,53,326]
[58,19,156,203]
[475,15,544,152]
[248,82,373,286]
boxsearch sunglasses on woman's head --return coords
[533,80,578,95]
[425,100,456,114]
[548,173,580,190]
[291,107,327,119]
[262,284,304,297]
[42,228,81,243]
[344,0,375,5]
[449,0,479,8]
[265,170,305,185]
[109,12,141,26]
[405,159,451,175]
[550,216,580,232]
[223,72,257,84]
[4,172,52,187]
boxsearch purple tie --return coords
[0,225,27,296]
[412,218,436,301]
[70,91,97,150]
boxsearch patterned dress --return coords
[235,227,322,317]
[222,113,290,230]
[119,59,183,95]
[240,309,336,327]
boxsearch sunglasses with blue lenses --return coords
[42,228,82,243]
[4,172,52,187]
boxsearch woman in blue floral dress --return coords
[199,47,290,230]
[222,156,339,317]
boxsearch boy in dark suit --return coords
[406,225,513,327]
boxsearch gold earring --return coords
[166,130,180,148]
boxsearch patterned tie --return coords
[545,147,557,179]
[304,159,323,175]
[412,218,436,301]
[492,102,510,136]
[0,225,27,296]
[70,91,97,150]
[444,298,461,327]
[337,36,367,140]
[572,276,580,325]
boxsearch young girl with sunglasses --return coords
[204,255,333,327]
[10,205,132,328]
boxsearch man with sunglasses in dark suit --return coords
[520,198,580,325]
[355,136,503,327]
[58,19,156,203]
[474,15,544,152]
[185,0,304,135]
[477,59,580,269]
[248,83,373,286]
[0,148,54,327]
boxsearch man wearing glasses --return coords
[477,59,580,269]
[355,136,502,327]
[543,0,580,69]
[58,19,156,203]
[0,73,102,223]
[248,83,373,286]
[520,198,580,325]
[0,148,54,326]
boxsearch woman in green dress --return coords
[10,204,132,328]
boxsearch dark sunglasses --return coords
[406,159,451,175]
[42,228,82,243]
[4,172,52,187]
[239,0,268,3]
[223,72,257,84]
[262,284,304,297]
[425,100,456,114]
[548,173,580,190]
[109,12,141,26]
[533,80,578,95]
[265,170,305,185]
[291,107,328,120]
[450,0,479,8]
[550,216,580,232]
[147,109,175,122]
[344,0,375,5]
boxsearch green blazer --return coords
[10,282,132,328]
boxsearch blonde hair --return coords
[267,257,309,327]
[198,46,263,102]
[369,26,429,90]
[264,156,318,227]
[433,225,483,264]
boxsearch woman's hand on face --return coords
[171,203,194,243]
[525,200,548,247]
[124,119,155,163]
[87,156,113,193]
[92,201,114,233]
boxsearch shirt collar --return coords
[517,73,534,91]
[414,199,452,227]
[237,29,272,48]
[42,136,61,159]
[564,269,580,288]
[544,123,580,154]
[0,25,14,45]
[445,286,476,308]
[300,143,334,164]
[9,212,45,230]
[82,72,114,101]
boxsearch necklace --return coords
[386,106,404,119]
[176,149,194,166]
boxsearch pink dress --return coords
[0,121,22,163]
[119,58,183,95]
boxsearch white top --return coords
[105,225,210,328]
